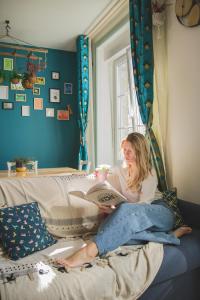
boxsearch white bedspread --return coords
[0,176,163,299]
[0,239,163,300]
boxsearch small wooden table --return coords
[0,167,81,179]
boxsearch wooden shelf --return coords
[0,167,82,179]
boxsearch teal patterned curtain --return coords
[129,0,167,191]
[76,35,89,168]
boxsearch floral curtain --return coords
[129,0,167,191]
[76,35,89,169]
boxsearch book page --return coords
[85,189,126,206]
[87,181,111,194]
[69,181,127,206]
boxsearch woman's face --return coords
[122,141,136,163]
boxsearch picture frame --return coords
[16,94,26,102]
[52,71,60,80]
[10,77,24,91]
[46,108,55,118]
[21,105,30,117]
[57,110,69,121]
[0,85,9,99]
[64,82,73,94]
[3,58,13,71]
[35,77,45,85]
[33,87,40,95]
[2,101,14,110]
[34,98,43,110]
[49,88,60,103]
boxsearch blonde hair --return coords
[121,132,152,192]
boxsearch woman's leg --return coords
[173,226,192,237]
[55,203,190,267]
[56,242,98,268]
[94,202,179,255]
[125,231,179,245]
[55,226,192,268]
[126,226,192,245]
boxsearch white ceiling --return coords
[0,0,114,52]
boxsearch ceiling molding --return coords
[84,0,128,39]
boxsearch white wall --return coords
[166,2,200,203]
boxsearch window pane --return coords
[115,55,134,162]
[114,53,145,163]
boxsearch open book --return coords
[69,181,127,206]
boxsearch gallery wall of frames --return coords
[0,45,79,170]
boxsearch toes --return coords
[181,226,192,233]
[180,226,192,230]
[55,259,66,265]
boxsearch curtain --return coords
[76,35,89,169]
[152,25,168,174]
[129,0,167,191]
[86,39,95,170]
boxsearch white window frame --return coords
[113,48,145,164]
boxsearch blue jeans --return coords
[93,201,180,256]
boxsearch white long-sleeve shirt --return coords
[107,166,161,204]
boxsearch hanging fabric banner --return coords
[76,35,89,169]
[129,0,167,191]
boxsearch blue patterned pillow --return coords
[0,202,56,260]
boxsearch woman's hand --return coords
[126,159,136,168]
[98,204,116,214]
[126,160,137,177]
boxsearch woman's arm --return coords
[100,168,122,214]
[107,168,122,194]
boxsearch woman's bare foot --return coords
[55,242,98,268]
[173,226,192,238]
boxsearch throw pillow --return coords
[162,189,184,229]
[0,202,56,260]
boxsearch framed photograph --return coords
[21,105,30,117]
[33,87,40,95]
[34,98,43,110]
[64,82,73,94]
[46,108,55,118]
[52,71,60,80]
[10,77,24,90]
[2,101,14,110]
[49,88,60,103]
[0,85,9,99]
[16,94,26,102]
[3,58,13,71]
[57,110,69,121]
[35,77,45,85]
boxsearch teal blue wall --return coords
[0,45,79,170]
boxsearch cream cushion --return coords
[0,174,104,238]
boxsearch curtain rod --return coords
[0,51,41,61]
[0,42,48,54]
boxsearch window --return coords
[114,49,145,163]
[95,23,145,167]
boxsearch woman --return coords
[56,132,192,267]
